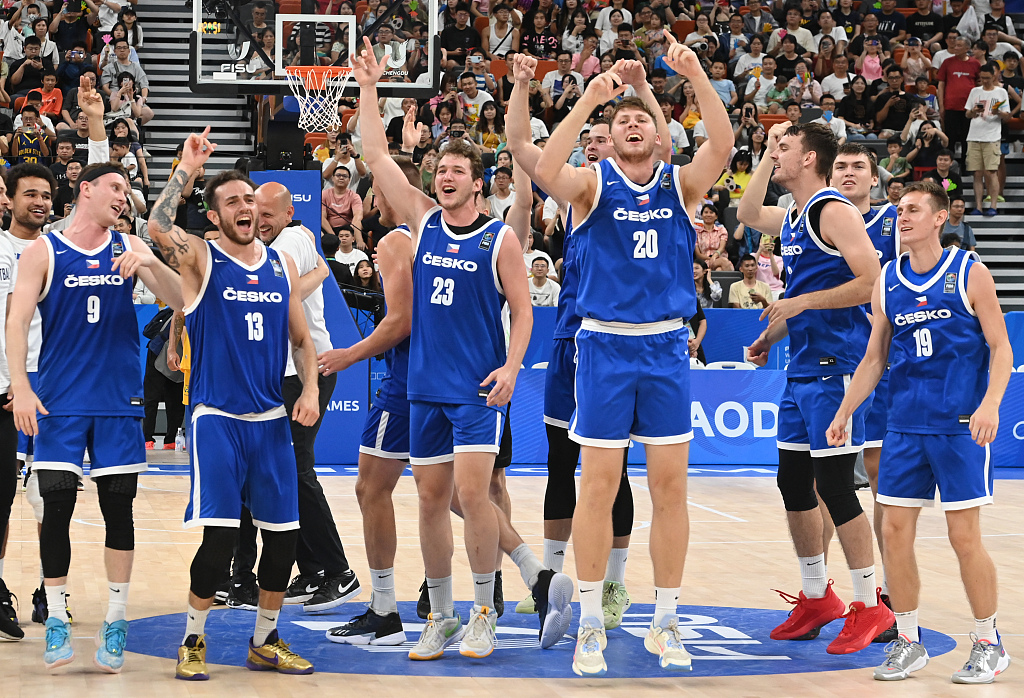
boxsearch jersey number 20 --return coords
[431,277,454,306]
[633,229,659,259]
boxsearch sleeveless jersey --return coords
[185,240,292,415]
[408,208,507,407]
[781,187,870,377]
[37,231,142,417]
[4,230,43,371]
[881,248,988,435]
[863,203,900,378]
[572,158,697,325]
[552,211,580,339]
[374,225,412,416]
[14,133,44,164]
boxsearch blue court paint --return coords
[128,602,955,679]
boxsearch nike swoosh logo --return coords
[427,585,440,590]
[109,588,121,593]
[553,551,565,555]
[214,258,227,263]
[426,224,438,228]
[55,250,66,254]
[305,584,319,593]
[822,376,833,381]
[475,581,490,585]
[863,574,874,579]
[805,562,818,566]
[606,180,619,185]
[888,284,899,291]
[376,574,392,579]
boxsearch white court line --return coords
[631,482,748,522]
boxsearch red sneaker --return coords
[163,443,176,450]
[770,581,846,641]
[826,590,896,655]
[145,441,155,450]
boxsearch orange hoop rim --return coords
[285,65,352,86]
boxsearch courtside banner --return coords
[251,170,368,465]
[993,372,1024,468]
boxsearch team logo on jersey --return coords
[86,259,99,269]
[636,193,650,206]
[660,171,673,190]
[478,231,494,251]
[881,217,894,236]
[944,272,957,294]
[246,274,259,285]
[893,308,952,326]
[421,252,478,272]
[916,295,928,307]
[613,207,673,222]
[447,243,460,253]
[111,240,125,257]
[270,259,284,278]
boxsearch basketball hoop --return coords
[284,65,353,134]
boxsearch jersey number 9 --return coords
[87,295,100,323]
[633,229,659,259]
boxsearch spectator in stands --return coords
[971,40,990,64]
[833,0,861,40]
[660,95,689,154]
[522,8,561,59]
[529,258,560,306]
[906,0,943,50]
[15,90,55,136]
[49,137,74,185]
[111,117,147,185]
[563,8,591,55]
[886,178,903,205]
[596,0,632,38]
[915,76,940,117]
[984,0,1021,49]
[721,13,749,66]
[901,37,931,85]
[572,33,602,80]
[10,37,52,98]
[940,232,962,250]
[879,136,910,181]
[52,157,81,219]
[120,6,142,47]
[472,101,506,152]
[322,133,367,188]
[56,39,92,92]
[735,34,765,83]
[27,16,58,66]
[440,4,481,69]
[322,168,366,244]
[693,259,722,309]
[486,4,519,61]
[943,198,977,250]
[906,120,949,171]
[814,10,847,53]
[931,28,959,68]
[10,106,47,164]
[101,37,149,95]
[715,150,753,200]
[709,59,737,109]
[542,51,584,99]
[85,0,129,36]
[923,148,964,200]
[873,65,920,138]
[729,254,772,309]
[938,36,981,154]
[372,24,409,73]
[848,13,890,57]
[767,8,815,56]
[774,35,806,81]
[966,62,1011,216]
[813,94,847,143]
[745,54,778,111]
[743,0,774,36]
[813,35,838,80]
[107,71,154,127]
[49,1,90,52]
[321,232,355,288]
[789,59,822,106]
[695,204,733,271]
[57,67,96,131]
[687,304,707,364]
[981,23,1021,60]
[873,0,907,45]
[854,33,885,83]
[551,73,582,126]
[755,233,785,300]
[820,52,851,99]
[330,228,370,276]
[486,165,515,218]
[765,73,793,113]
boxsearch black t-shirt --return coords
[872,89,921,131]
[873,10,906,40]
[941,12,962,37]
[522,31,560,59]
[837,94,873,127]
[327,258,354,287]
[50,160,69,186]
[440,25,482,56]
[10,57,48,93]
[68,133,90,159]
[923,168,965,201]
[835,9,862,39]
[0,113,13,139]
[906,12,942,42]
[848,32,890,57]
[774,53,804,81]
[54,184,75,219]
[799,13,820,37]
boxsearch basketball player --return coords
[531,36,733,676]
[149,130,321,680]
[739,122,892,654]
[353,39,573,660]
[9,151,181,676]
[828,143,900,643]
[826,181,1013,683]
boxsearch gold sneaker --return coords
[246,629,314,674]
[175,634,209,681]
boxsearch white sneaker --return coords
[951,633,1011,684]
[572,623,607,677]
[458,606,497,658]
[873,636,929,681]
[408,613,463,661]
[644,619,692,671]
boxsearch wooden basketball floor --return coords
[4,456,1023,697]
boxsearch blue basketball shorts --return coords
[864,376,889,448]
[359,403,410,460]
[777,375,868,457]
[16,371,38,461]
[33,414,146,477]
[569,322,692,448]
[184,405,299,530]
[543,337,577,429]
[408,401,506,466]
[877,432,992,511]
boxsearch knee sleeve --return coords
[190,526,236,600]
[611,459,634,538]
[777,449,818,512]
[257,529,298,593]
[814,453,863,527]
[38,473,78,578]
[26,470,44,524]
[95,476,137,553]
[543,423,579,521]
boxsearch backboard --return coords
[190,0,440,98]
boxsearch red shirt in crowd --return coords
[937,56,981,112]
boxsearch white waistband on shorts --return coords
[192,404,288,422]
[579,317,685,336]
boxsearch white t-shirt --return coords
[965,86,1010,142]
[270,225,333,376]
[813,115,847,140]
[820,73,851,99]
[734,52,763,77]
[931,49,953,70]
[813,27,847,48]
[541,70,585,96]
[529,278,560,306]
[459,90,494,125]
[97,0,126,31]
[524,250,554,271]
[2,231,42,372]
[766,26,815,54]
[693,120,708,143]
[336,248,370,275]
[595,5,632,33]
[530,118,550,140]
[667,119,690,154]
[746,75,776,108]
[487,190,516,219]
[0,235,16,392]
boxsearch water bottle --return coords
[174,428,185,452]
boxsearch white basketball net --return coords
[284,67,353,134]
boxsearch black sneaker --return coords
[873,593,898,643]
[30,586,72,624]
[284,573,324,605]
[532,569,574,649]
[417,578,430,620]
[493,570,504,618]
[226,579,259,611]
[304,569,360,613]
[0,579,24,640]
[213,581,230,606]
[325,608,406,646]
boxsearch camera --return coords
[694,41,708,52]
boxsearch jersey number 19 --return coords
[913,327,932,358]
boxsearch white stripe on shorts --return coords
[375,411,390,450]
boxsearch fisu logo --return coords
[292,194,312,203]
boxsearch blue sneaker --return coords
[94,620,128,673]
[43,617,74,669]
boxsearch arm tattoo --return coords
[150,169,194,270]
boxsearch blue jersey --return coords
[552,213,580,340]
[881,248,988,435]
[374,225,412,417]
[781,187,871,377]
[186,240,292,415]
[573,158,697,324]
[408,207,507,408]
[37,232,142,417]
[863,203,900,380]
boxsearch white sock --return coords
[605,547,628,585]
[184,604,209,641]
[45,584,68,623]
[510,543,545,589]
[106,581,129,623]
[798,554,827,599]
[39,563,44,585]
[895,609,919,643]
[472,571,495,611]
[253,606,279,646]
[881,570,888,597]
[426,575,455,619]
[850,566,878,607]
[369,567,397,614]
[578,579,603,627]
[0,558,5,579]
[543,539,567,572]
[653,587,679,628]
[975,614,998,644]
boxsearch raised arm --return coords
[352,37,436,246]
[617,59,673,163]
[114,234,184,311]
[506,156,535,251]
[966,262,1013,447]
[737,121,788,236]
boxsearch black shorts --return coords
[495,401,512,470]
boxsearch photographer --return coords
[10,104,49,165]
[10,36,54,98]
[56,39,91,91]
[50,1,91,52]
[106,71,151,129]
[321,132,367,189]
[734,102,760,148]
[906,120,949,172]
[551,73,581,126]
